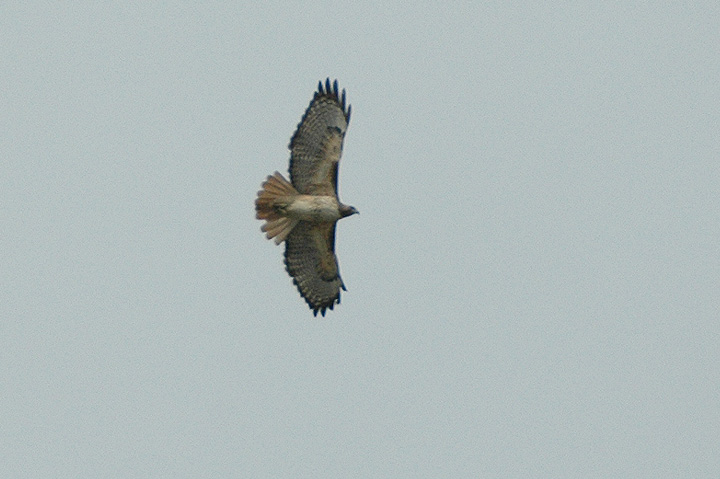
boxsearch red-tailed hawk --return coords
[255,79,358,316]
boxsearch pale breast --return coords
[286,195,341,222]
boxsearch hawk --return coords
[255,79,358,316]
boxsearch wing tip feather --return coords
[285,253,344,318]
[288,78,351,152]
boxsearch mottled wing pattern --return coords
[289,79,351,196]
[284,221,345,316]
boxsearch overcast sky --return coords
[2,2,719,477]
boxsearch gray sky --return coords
[2,2,719,477]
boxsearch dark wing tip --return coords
[312,300,335,318]
[284,269,342,318]
[290,78,351,151]
[308,294,339,318]
[318,78,351,122]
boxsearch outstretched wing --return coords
[284,221,345,316]
[289,78,351,197]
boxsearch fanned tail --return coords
[255,172,299,244]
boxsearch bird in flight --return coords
[255,79,358,316]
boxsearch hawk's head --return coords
[340,204,359,218]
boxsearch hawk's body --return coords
[255,79,357,316]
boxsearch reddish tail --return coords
[255,172,299,244]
